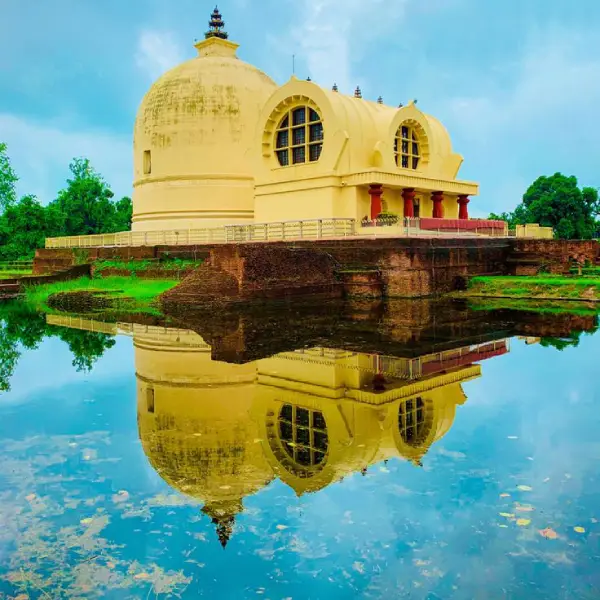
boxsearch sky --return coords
[1,0,599,216]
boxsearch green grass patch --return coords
[23,276,179,314]
[0,270,32,279]
[465,274,600,302]
[93,258,200,273]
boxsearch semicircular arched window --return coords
[398,397,432,447]
[394,123,420,169]
[278,403,328,470]
[275,106,324,167]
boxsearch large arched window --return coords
[275,106,323,167]
[278,403,328,469]
[394,123,420,169]
[398,397,432,447]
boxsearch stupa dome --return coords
[132,9,277,231]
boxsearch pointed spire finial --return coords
[306,76,311,81]
[205,6,228,40]
[377,96,383,104]
[354,86,362,99]
[332,83,338,92]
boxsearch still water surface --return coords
[0,301,599,599]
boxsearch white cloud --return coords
[288,0,409,94]
[0,113,132,203]
[135,30,186,81]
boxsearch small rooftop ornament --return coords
[377,96,383,104]
[306,76,311,81]
[205,6,228,39]
[332,83,339,92]
[354,86,362,99]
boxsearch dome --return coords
[132,33,277,232]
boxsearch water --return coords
[0,300,599,599]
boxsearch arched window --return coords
[275,106,323,167]
[394,124,420,169]
[278,403,328,468]
[398,397,432,447]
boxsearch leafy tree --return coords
[0,195,54,260]
[49,158,118,236]
[490,173,599,240]
[113,196,133,231]
[0,142,18,211]
[53,327,116,372]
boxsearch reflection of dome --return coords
[132,20,277,231]
[135,334,273,547]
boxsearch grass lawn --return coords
[0,270,32,279]
[23,276,179,313]
[466,275,600,302]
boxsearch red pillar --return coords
[431,191,444,219]
[369,184,383,220]
[402,188,415,218]
[458,195,470,220]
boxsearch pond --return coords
[0,299,599,599]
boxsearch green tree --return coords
[489,173,599,240]
[49,158,119,236]
[0,194,54,260]
[0,142,18,211]
[113,196,133,231]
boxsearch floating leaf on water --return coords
[539,527,559,540]
[574,526,586,534]
[498,524,509,528]
[517,485,533,492]
[352,561,365,574]
[591,518,598,524]
[379,467,390,473]
[276,525,288,531]
[515,505,534,513]
[499,513,515,518]
[25,494,36,502]
[543,478,551,483]
[516,519,531,527]
[499,493,511,498]
[134,572,150,580]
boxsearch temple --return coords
[132,7,479,232]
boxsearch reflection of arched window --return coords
[275,106,323,167]
[398,397,432,447]
[278,404,328,468]
[394,123,420,169]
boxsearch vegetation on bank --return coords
[23,276,178,314]
[488,172,599,240]
[93,258,200,275]
[465,275,600,302]
[0,143,132,260]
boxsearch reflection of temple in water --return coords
[46,314,508,547]
[122,322,507,546]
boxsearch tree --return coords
[0,142,18,211]
[113,196,133,231]
[0,194,54,260]
[49,158,119,236]
[489,173,599,240]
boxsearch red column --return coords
[431,191,444,218]
[402,188,415,218]
[369,184,383,220]
[458,195,470,220]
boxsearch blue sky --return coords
[1,0,599,216]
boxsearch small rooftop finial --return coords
[332,83,339,92]
[354,86,362,99]
[306,76,311,81]
[377,96,383,104]
[205,6,228,40]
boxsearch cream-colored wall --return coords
[132,37,277,232]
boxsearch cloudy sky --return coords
[1,0,599,216]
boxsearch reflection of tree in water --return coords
[51,326,116,372]
[0,303,115,391]
[539,331,583,351]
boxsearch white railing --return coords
[45,218,357,249]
